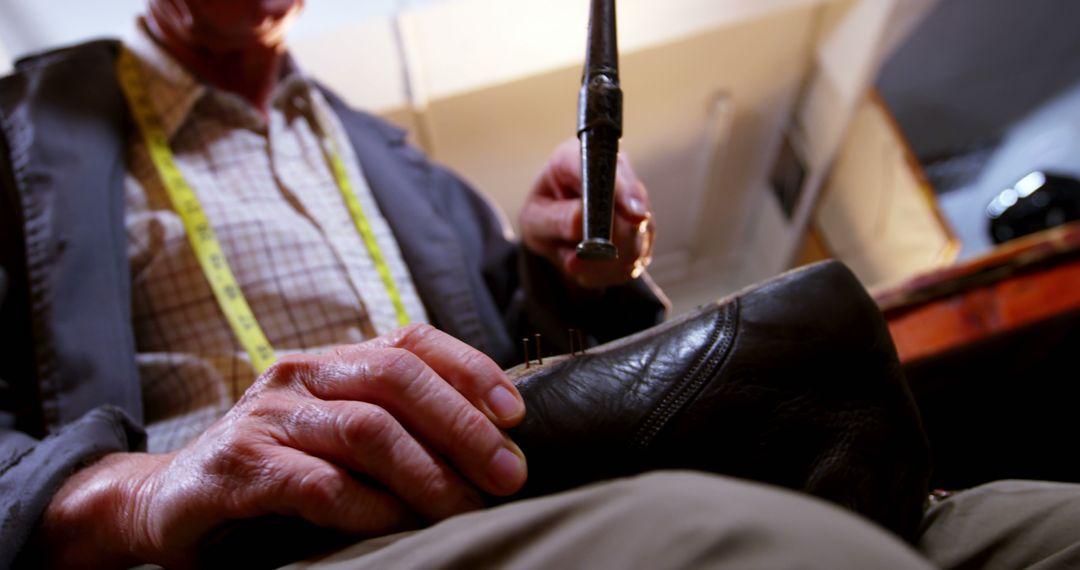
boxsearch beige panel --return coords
[814,94,958,288]
[419,65,578,233]
[397,0,830,102]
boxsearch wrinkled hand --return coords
[38,325,527,568]
[520,138,655,290]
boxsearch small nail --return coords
[486,385,524,421]
[487,445,527,491]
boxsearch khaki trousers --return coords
[919,479,1080,569]
[285,471,932,569]
[284,472,1080,570]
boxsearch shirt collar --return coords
[123,19,316,138]
[123,20,206,140]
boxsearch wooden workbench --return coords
[874,221,1080,488]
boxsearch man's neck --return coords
[144,19,285,115]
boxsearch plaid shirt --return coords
[123,25,428,453]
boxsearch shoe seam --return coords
[631,300,739,449]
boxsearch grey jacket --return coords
[0,40,665,566]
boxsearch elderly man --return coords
[0,0,658,561]
[3,0,1079,568]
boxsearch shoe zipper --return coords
[632,301,738,449]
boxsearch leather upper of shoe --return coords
[501,260,931,542]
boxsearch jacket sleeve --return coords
[0,247,144,567]
[0,402,145,568]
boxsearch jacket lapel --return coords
[1,40,143,429]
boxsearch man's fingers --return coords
[324,324,525,427]
[521,137,653,284]
[281,350,527,496]
[613,151,650,222]
[278,400,486,520]
[255,446,419,536]
[387,324,525,424]
[541,137,584,200]
[615,176,650,222]
[519,197,583,248]
[559,249,624,289]
[552,208,653,289]
[538,142,648,220]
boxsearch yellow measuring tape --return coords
[115,47,410,375]
[310,107,413,330]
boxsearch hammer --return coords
[576,0,622,260]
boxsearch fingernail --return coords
[624,195,647,218]
[486,385,524,421]
[487,445,527,491]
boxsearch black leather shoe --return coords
[500,260,930,541]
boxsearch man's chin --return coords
[191,25,288,53]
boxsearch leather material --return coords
[502,260,931,541]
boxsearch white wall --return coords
[0,38,10,75]
[0,0,447,61]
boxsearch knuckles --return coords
[194,426,274,490]
[291,466,348,514]
[258,355,321,392]
[391,322,439,349]
[360,347,427,392]
[256,334,436,400]
[334,403,397,452]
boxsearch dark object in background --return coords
[769,131,808,220]
[987,171,1080,243]
[576,0,622,260]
